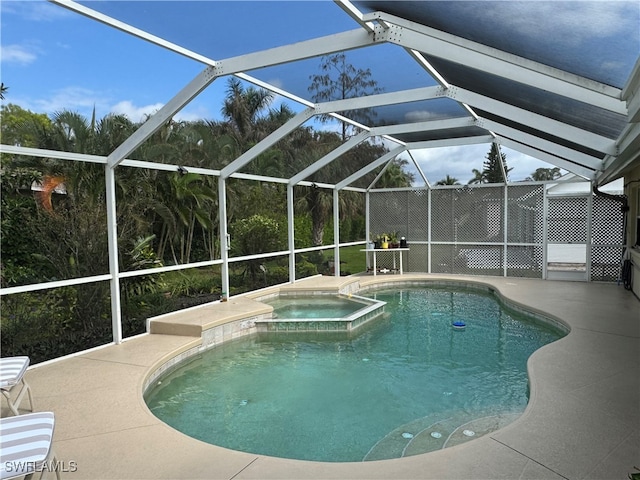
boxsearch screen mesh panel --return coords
[507,185,544,244]
[370,191,408,240]
[507,246,543,278]
[368,184,620,281]
[407,189,429,241]
[431,187,504,243]
[406,243,429,273]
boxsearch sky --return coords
[0,0,604,185]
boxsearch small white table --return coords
[361,248,409,276]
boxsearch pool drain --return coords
[430,432,442,439]
[402,432,414,439]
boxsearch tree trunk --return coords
[309,188,327,246]
[312,219,325,247]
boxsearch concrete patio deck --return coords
[3,274,639,479]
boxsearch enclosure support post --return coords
[287,185,296,283]
[586,185,593,281]
[503,185,509,277]
[365,191,371,271]
[219,177,230,301]
[427,187,432,273]
[105,165,122,344]
[333,189,340,277]
[542,186,549,279]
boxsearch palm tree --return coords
[221,77,274,144]
[467,169,485,185]
[436,175,461,185]
[166,172,216,264]
[375,159,415,188]
[292,137,412,246]
[526,167,561,181]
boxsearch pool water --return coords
[265,295,367,319]
[145,287,564,462]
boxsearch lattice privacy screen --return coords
[590,195,625,281]
[547,197,588,243]
[368,185,623,281]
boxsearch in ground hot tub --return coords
[255,293,386,333]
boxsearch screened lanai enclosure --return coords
[1,0,639,363]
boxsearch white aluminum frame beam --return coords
[622,57,640,122]
[105,165,122,343]
[370,117,476,137]
[495,137,596,180]
[0,145,106,164]
[450,88,617,155]
[407,150,431,188]
[289,131,370,185]
[218,176,230,301]
[287,185,296,282]
[333,0,376,33]
[315,86,445,115]
[368,159,394,190]
[213,29,378,76]
[106,66,218,168]
[598,122,640,184]
[405,135,494,150]
[220,108,315,179]
[333,190,340,277]
[50,0,216,66]
[366,11,627,115]
[335,145,406,190]
[478,119,605,171]
[406,49,451,88]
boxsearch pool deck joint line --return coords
[6,273,639,480]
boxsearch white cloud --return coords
[112,101,218,123]
[2,1,73,22]
[31,86,109,116]
[11,83,216,124]
[111,100,164,123]
[174,105,215,123]
[404,110,442,122]
[484,2,636,45]
[405,144,564,185]
[0,44,38,65]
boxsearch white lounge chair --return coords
[0,411,59,480]
[0,357,34,416]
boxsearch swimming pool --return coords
[145,286,565,462]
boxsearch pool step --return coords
[363,410,522,461]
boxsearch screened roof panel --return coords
[475,109,606,160]
[424,56,628,139]
[336,98,469,128]
[77,1,356,59]
[49,0,640,184]
[354,1,640,88]
[245,42,440,105]
[392,126,490,144]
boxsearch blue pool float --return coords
[452,321,466,330]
